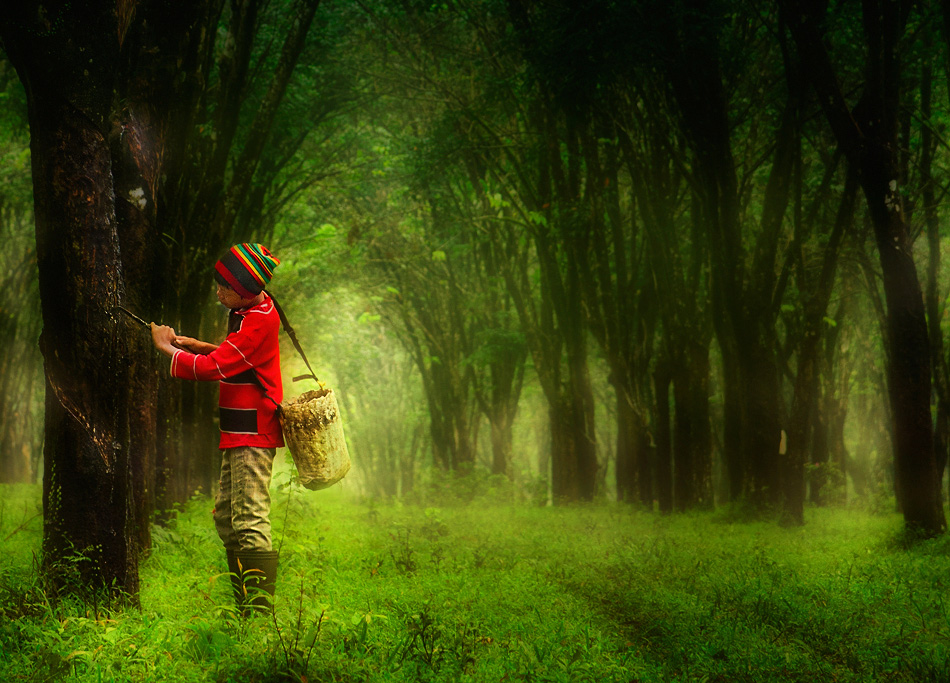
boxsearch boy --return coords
[150,243,283,612]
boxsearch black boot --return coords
[233,549,279,615]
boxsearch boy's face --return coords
[216,282,253,309]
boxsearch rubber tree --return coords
[0,0,163,595]
[353,0,600,500]
[641,1,802,509]
[617,94,710,511]
[538,9,665,508]
[780,0,946,535]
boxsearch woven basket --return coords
[279,388,351,490]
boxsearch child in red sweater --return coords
[151,243,283,612]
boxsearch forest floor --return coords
[2,479,950,682]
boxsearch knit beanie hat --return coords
[214,243,280,299]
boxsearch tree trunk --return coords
[489,414,514,479]
[614,383,636,502]
[826,391,849,501]
[688,340,713,506]
[737,335,783,507]
[549,359,598,502]
[654,361,673,513]
[111,120,161,549]
[672,358,695,511]
[720,347,744,502]
[34,106,137,594]
[612,377,654,508]
[0,1,143,596]
[873,198,942,531]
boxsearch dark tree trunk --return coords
[672,359,695,511]
[687,341,713,507]
[489,418,513,479]
[670,342,713,510]
[111,111,162,549]
[720,347,744,502]
[809,403,829,506]
[874,200,941,530]
[654,360,673,513]
[653,1,799,516]
[549,353,598,502]
[826,391,849,500]
[485,341,525,479]
[737,336,783,507]
[614,381,653,507]
[0,1,142,595]
[614,384,636,502]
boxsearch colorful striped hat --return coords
[214,243,280,299]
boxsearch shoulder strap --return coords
[265,290,320,384]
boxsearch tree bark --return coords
[614,385,634,502]
[671,358,695,510]
[654,359,673,513]
[548,343,598,502]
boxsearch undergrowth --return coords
[2,478,950,682]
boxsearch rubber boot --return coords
[233,549,279,616]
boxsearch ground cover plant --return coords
[2,477,950,682]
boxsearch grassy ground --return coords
[2,480,950,682]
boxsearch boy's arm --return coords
[150,326,217,356]
[167,314,275,382]
[174,336,219,355]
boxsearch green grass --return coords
[2,479,950,682]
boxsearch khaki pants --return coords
[214,446,276,551]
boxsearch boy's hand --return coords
[150,323,178,358]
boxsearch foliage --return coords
[4,482,950,682]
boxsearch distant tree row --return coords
[336,0,949,535]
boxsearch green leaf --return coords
[528,210,547,226]
[358,311,381,325]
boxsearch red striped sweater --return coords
[170,294,284,449]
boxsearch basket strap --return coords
[265,290,320,384]
[260,385,283,413]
